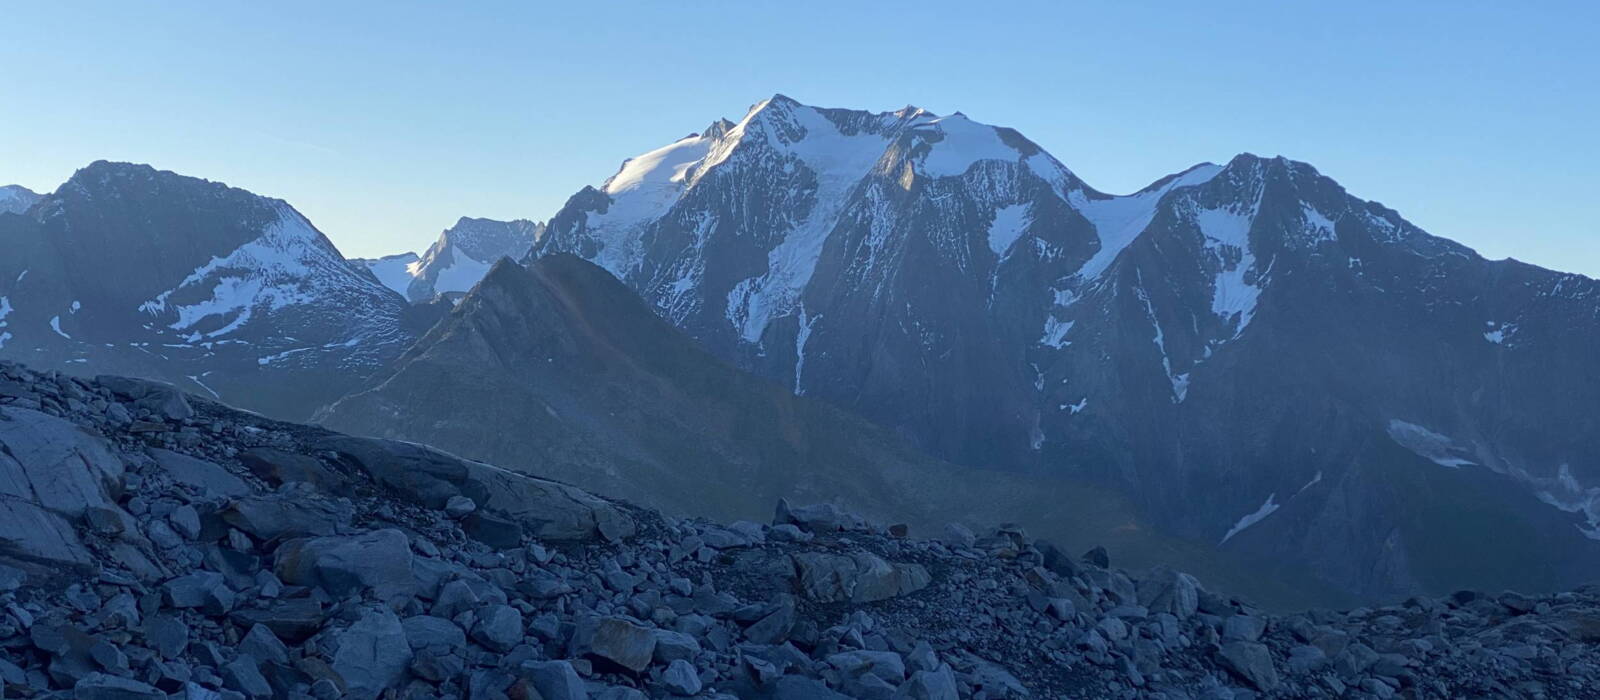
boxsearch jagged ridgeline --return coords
[5,96,1600,614]
[3,364,1599,699]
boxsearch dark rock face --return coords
[529,96,1600,604]
[318,255,1307,602]
[2,359,1598,699]
[0,161,427,419]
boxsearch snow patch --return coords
[49,315,69,339]
[793,306,819,395]
[363,253,419,296]
[1196,205,1264,338]
[1221,493,1280,545]
[1483,321,1519,346]
[912,113,1022,177]
[429,254,494,297]
[1063,397,1088,414]
[1071,164,1224,282]
[1386,420,1477,468]
[1135,278,1187,403]
[139,203,343,338]
[723,104,895,342]
[1301,203,1336,242]
[986,203,1031,255]
[1040,316,1074,348]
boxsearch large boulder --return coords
[0,407,130,579]
[0,407,125,516]
[1217,640,1280,692]
[273,529,417,599]
[221,487,352,542]
[149,449,249,499]
[316,436,635,542]
[1136,566,1200,619]
[792,552,931,603]
[95,375,194,422]
[330,607,411,700]
[571,616,656,673]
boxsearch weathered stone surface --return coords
[792,552,930,603]
[573,616,657,673]
[661,659,702,696]
[95,376,193,421]
[221,489,351,541]
[273,529,416,598]
[330,608,411,700]
[471,604,524,652]
[73,672,166,700]
[316,436,636,542]
[517,660,587,700]
[0,407,124,517]
[238,447,348,492]
[149,448,249,498]
[1218,640,1280,692]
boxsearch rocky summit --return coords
[3,360,1599,699]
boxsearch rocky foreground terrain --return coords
[2,361,1598,699]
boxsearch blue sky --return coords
[3,1,1596,274]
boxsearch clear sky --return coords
[3,1,1596,274]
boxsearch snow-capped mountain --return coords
[356,217,545,302]
[0,161,437,418]
[529,95,1600,602]
[0,184,41,214]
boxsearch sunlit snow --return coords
[986,203,1032,255]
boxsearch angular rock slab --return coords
[274,529,417,599]
[792,551,931,603]
[316,436,635,542]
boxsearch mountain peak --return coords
[0,184,42,215]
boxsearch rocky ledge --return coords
[1,360,1598,699]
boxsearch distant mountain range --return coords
[356,217,545,302]
[5,97,1598,607]
[0,162,443,418]
[524,95,1600,602]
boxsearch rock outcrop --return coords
[2,360,1598,698]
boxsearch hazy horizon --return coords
[4,1,1596,277]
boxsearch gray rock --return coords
[661,659,702,696]
[744,598,796,644]
[471,604,524,652]
[1136,566,1200,619]
[142,614,189,659]
[149,449,249,498]
[517,660,587,700]
[899,665,960,700]
[444,495,477,518]
[792,552,931,603]
[273,529,416,599]
[827,649,906,683]
[403,615,466,651]
[573,616,657,673]
[1217,640,1280,692]
[162,572,228,609]
[221,491,351,540]
[221,657,272,698]
[72,672,165,700]
[169,505,202,540]
[1222,613,1266,642]
[96,376,193,421]
[316,436,636,542]
[238,447,348,493]
[331,607,412,700]
[651,629,702,664]
[238,624,288,666]
[941,523,977,549]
